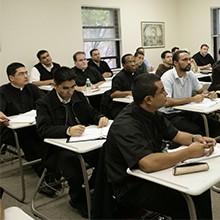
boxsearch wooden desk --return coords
[127,156,220,220]
[173,98,220,136]
[44,136,106,219]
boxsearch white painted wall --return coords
[0,0,219,84]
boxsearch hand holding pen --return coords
[204,91,217,100]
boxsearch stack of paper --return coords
[9,110,36,124]
[182,98,220,110]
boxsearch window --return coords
[81,7,121,69]
[211,8,220,60]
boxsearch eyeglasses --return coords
[15,71,29,77]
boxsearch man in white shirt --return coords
[160,50,220,137]
[30,50,60,86]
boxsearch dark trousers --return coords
[0,126,44,177]
[57,148,100,204]
[164,111,220,138]
[113,179,212,220]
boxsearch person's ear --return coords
[8,75,14,82]
[144,95,152,105]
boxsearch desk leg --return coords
[181,193,197,220]
[77,154,91,219]
[200,113,209,137]
[3,130,26,202]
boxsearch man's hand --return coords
[69,125,85,136]
[0,112,9,126]
[98,117,109,128]
[190,94,204,103]
[188,142,214,158]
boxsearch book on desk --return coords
[67,121,112,143]
[9,110,36,124]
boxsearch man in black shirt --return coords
[72,51,105,89]
[105,73,214,220]
[36,66,108,218]
[88,49,113,78]
[192,44,215,70]
[30,50,60,86]
[109,53,141,118]
[0,62,45,177]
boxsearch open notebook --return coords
[168,143,220,164]
[9,110,36,124]
[67,121,112,143]
[179,98,220,110]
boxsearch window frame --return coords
[81,6,121,69]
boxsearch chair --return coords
[0,128,41,202]
[0,187,34,220]
[31,159,93,220]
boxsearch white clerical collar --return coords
[10,83,23,91]
[56,92,71,104]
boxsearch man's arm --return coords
[164,94,204,107]
[30,67,53,86]
[110,90,132,98]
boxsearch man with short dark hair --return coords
[134,51,148,74]
[88,49,113,78]
[155,50,173,77]
[104,73,214,220]
[192,44,215,70]
[160,50,220,137]
[72,51,105,89]
[36,66,108,218]
[109,53,141,118]
[0,62,45,177]
[30,50,60,86]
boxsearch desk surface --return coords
[173,98,220,114]
[195,72,212,79]
[113,96,133,104]
[127,156,220,196]
[44,138,105,153]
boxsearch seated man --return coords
[36,66,108,218]
[160,50,220,137]
[88,49,113,78]
[0,62,45,177]
[104,73,214,220]
[136,47,154,72]
[134,51,148,74]
[72,51,106,111]
[109,53,142,118]
[155,50,173,77]
[192,44,215,70]
[208,48,220,91]
[171,46,179,54]
[72,51,105,90]
[30,50,60,86]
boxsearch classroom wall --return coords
[0,0,219,85]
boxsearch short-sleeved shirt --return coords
[192,52,215,67]
[72,66,105,86]
[105,102,178,184]
[159,68,202,114]
[111,69,141,93]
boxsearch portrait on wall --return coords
[141,22,165,48]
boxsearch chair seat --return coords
[4,206,34,220]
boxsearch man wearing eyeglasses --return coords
[0,62,45,177]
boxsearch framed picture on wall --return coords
[141,22,165,48]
